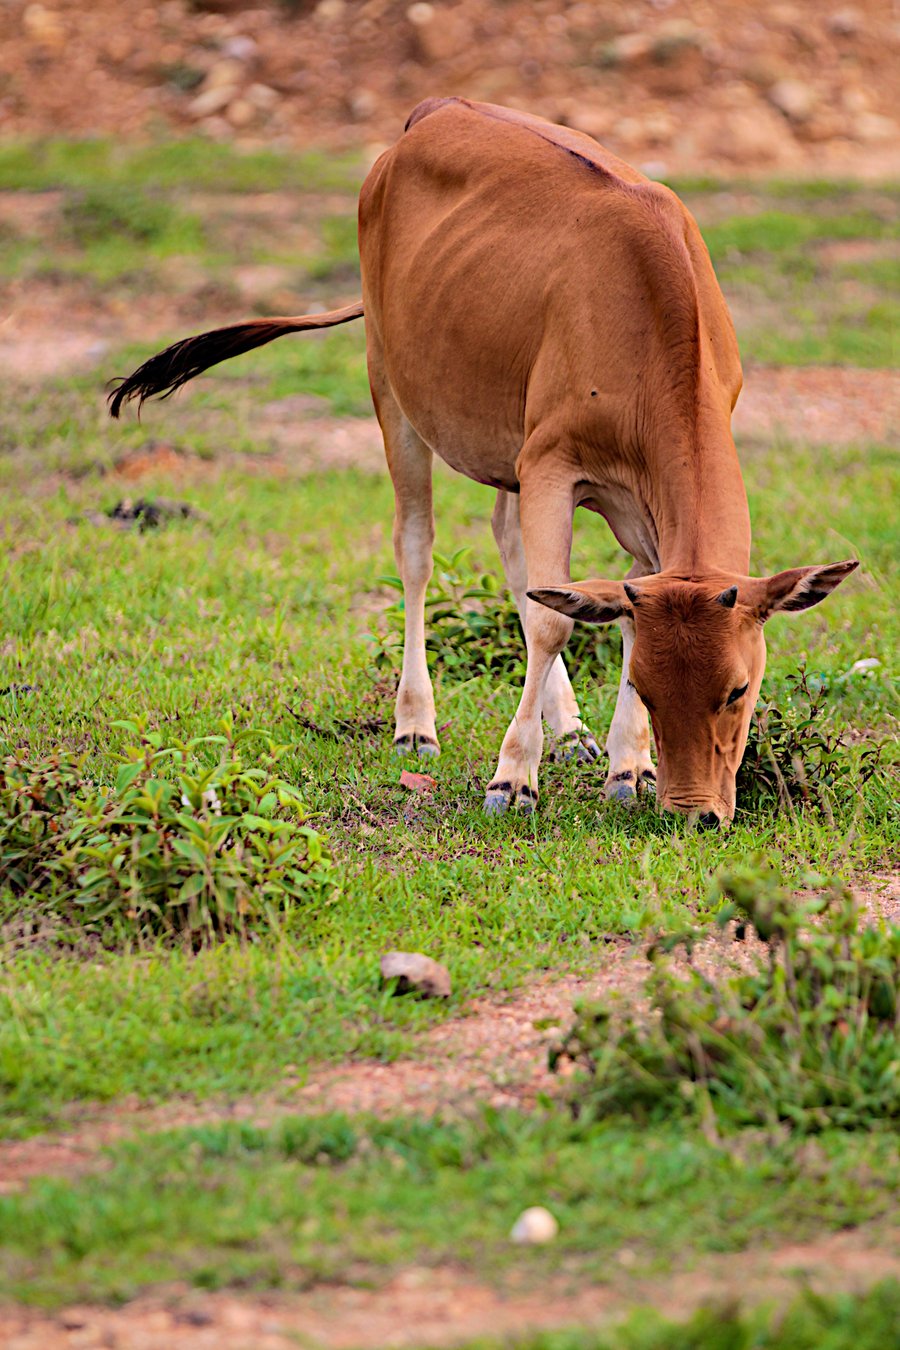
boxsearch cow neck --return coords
[641,423,752,580]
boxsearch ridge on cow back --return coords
[108,97,858,825]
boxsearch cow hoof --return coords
[484,783,513,815]
[606,781,636,804]
[484,781,538,815]
[393,733,440,758]
[550,731,602,764]
[639,769,657,795]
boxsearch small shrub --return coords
[551,865,900,1133]
[369,548,615,683]
[0,718,333,944]
[737,667,884,811]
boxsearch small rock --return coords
[227,98,257,129]
[852,113,897,144]
[189,85,238,119]
[204,58,246,90]
[847,657,881,675]
[349,88,378,120]
[23,4,65,49]
[380,951,451,998]
[315,0,345,21]
[768,78,816,122]
[828,8,861,37]
[707,105,791,164]
[247,82,279,110]
[407,2,434,26]
[604,32,652,66]
[510,1207,559,1244]
[104,33,133,63]
[221,35,257,63]
[408,1,468,61]
[399,769,436,793]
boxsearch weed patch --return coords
[552,867,900,1133]
[738,668,887,813]
[0,718,332,944]
[370,549,616,683]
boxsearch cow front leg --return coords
[491,490,600,765]
[379,405,439,758]
[605,614,655,801]
[485,478,575,814]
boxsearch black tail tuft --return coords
[107,321,293,419]
[107,301,364,419]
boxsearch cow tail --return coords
[107,300,365,418]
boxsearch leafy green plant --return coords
[369,548,615,683]
[0,717,332,943]
[551,864,900,1133]
[737,668,884,811]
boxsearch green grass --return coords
[690,200,899,366]
[0,150,898,1320]
[2,1111,898,1306]
[0,138,362,194]
[0,434,896,1135]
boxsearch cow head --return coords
[529,559,858,824]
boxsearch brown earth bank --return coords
[1,1,899,177]
[2,871,896,1195]
[3,1231,900,1349]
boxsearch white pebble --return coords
[510,1206,559,1244]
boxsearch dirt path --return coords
[4,1229,900,1350]
[3,873,897,1196]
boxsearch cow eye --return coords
[726,682,749,706]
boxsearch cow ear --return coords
[752,559,859,620]
[527,581,631,625]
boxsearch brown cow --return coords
[109,97,857,826]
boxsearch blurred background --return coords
[2,0,898,177]
[0,1,896,469]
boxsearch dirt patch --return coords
[111,441,206,481]
[0,329,111,380]
[3,871,896,1195]
[733,366,900,447]
[3,1230,900,1350]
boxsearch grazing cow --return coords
[109,97,858,825]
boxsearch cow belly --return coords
[374,303,528,491]
[397,400,522,490]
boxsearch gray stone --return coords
[380,951,451,998]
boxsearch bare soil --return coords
[3,1230,900,1349]
[2,1,899,177]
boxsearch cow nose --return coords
[698,811,721,831]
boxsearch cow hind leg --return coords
[378,397,439,758]
[605,613,656,801]
[491,490,600,764]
